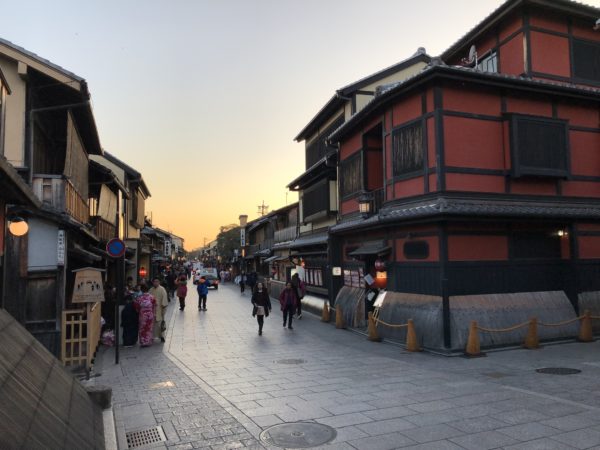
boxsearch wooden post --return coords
[367,312,381,342]
[465,320,482,357]
[335,304,345,329]
[524,318,540,349]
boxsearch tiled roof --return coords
[331,196,600,233]
[328,61,600,143]
[441,0,600,62]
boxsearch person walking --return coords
[149,277,169,343]
[176,275,188,311]
[291,273,306,319]
[278,281,298,330]
[239,271,246,294]
[133,284,156,347]
[251,282,272,335]
[196,276,211,311]
[121,295,138,347]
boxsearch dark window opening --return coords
[511,232,561,259]
[573,39,600,83]
[476,51,498,73]
[392,122,423,177]
[403,240,429,259]
[340,153,362,198]
[510,115,568,178]
[302,179,330,219]
[306,115,344,169]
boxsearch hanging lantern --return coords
[374,259,385,271]
[138,266,147,278]
[8,216,29,237]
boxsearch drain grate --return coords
[276,358,306,365]
[126,426,166,448]
[260,422,336,448]
[536,367,581,375]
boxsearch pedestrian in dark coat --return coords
[278,282,298,330]
[176,275,188,311]
[121,297,139,347]
[251,282,272,335]
[291,273,306,319]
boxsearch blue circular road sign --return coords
[106,238,126,258]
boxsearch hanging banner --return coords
[57,230,65,266]
[164,240,172,257]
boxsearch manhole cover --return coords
[126,426,166,448]
[276,358,306,365]
[260,422,336,448]
[536,367,581,375]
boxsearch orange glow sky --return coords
[4,0,598,249]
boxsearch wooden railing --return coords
[91,216,116,242]
[61,302,102,371]
[32,175,89,224]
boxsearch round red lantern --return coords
[374,259,385,271]
[138,266,147,278]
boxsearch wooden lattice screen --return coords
[61,302,102,370]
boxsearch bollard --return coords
[578,309,593,343]
[405,319,421,352]
[335,304,346,329]
[465,320,482,357]
[367,312,382,342]
[321,302,330,322]
[524,318,540,349]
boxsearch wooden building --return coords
[327,0,600,351]
[290,48,432,301]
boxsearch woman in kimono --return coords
[134,284,156,347]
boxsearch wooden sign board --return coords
[72,267,105,303]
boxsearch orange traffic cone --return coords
[465,320,482,357]
[335,304,346,329]
[578,310,593,343]
[524,318,540,349]
[321,302,330,322]
[367,312,382,342]
[405,319,421,352]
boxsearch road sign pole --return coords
[115,255,124,364]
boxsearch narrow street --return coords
[98,279,600,450]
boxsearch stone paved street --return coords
[97,279,600,449]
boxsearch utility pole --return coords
[257,201,269,216]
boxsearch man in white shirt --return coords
[149,277,169,343]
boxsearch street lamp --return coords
[8,216,29,237]
[358,191,373,217]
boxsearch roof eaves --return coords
[329,63,600,143]
[441,0,600,62]
[294,93,344,142]
[0,37,84,88]
[337,49,432,96]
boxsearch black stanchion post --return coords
[115,255,124,364]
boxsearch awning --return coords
[289,231,329,249]
[0,156,41,207]
[348,240,390,257]
[69,243,103,262]
[264,255,286,263]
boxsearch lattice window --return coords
[392,122,423,177]
[340,153,362,197]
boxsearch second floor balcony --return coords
[90,216,116,242]
[32,174,89,224]
[274,225,298,243]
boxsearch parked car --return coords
[201,274,219,290]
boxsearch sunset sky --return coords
[5,0,596,249]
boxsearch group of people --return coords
[121,277,170,347]
[250,273,305,335]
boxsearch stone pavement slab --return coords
[97,280,600,449]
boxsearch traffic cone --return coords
[367,312,381,342]
[524,318,539,349]
[335,304,346,329]
[405,319,421,352]
[321,302,330,322]
[578,309,593,343]
[465,320,482,357]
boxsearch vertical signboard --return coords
[164,240,172,257]
[240,228,246,247]
[57,230,65,266]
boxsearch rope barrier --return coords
[539,315,584,328]
[476,322,529,333]
[373,317,409,329]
